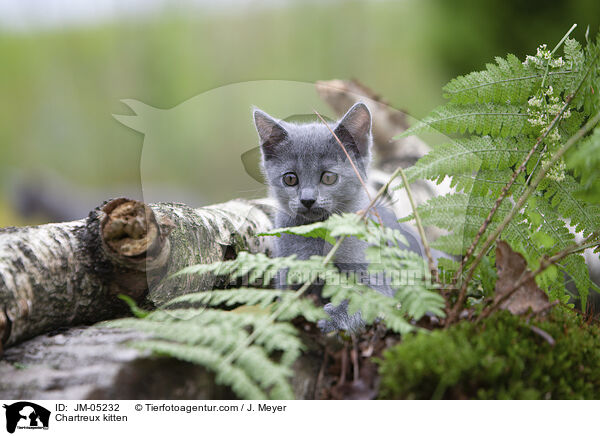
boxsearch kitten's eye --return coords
[321,171,338,185]
[282,172,298,186]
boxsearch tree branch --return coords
[398,167,440,284]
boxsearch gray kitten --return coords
[253,103,424,333]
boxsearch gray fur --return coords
[253,103,424,334]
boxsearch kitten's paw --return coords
[318,301,365,335]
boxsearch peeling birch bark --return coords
[0,197,275,351]
[146,198,275,305]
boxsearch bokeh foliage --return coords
[1,0,598,225]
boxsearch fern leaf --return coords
[399,135,535,186]
[398,103,533,138]
[567,125,600,203]
[261,222,336,244]
[539,175,600,238]
[527,197,593,309]
[134,340,271,400]
[172,251,336,287]
[107,307,302,400]
[164,288,282,308]
[398,193,510,229]
[452,169,521,197]
[260,213,371,242]
[163,288,326,323]
[443,53,579,105]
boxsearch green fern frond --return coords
[262,213,414,250]
[165,287,283,308]
[163,288,326,322]
[430,232,468,256]
[452,169,521,197]
[135,340,271,400]
[398,193,510,230]
[567,125,600,202]
[398,103,533,138]
[320,281,414,335]
[404,193,536,262]
[573,32,600,112]
[398,135,536,187]
[260,212,374,243]
[443,53,580,105]
[526,196,593,308]
[107,307,301,400]
[398,29,600,309]
[366,244,446,321]
[172,251,335,287]
[539,175,600,238]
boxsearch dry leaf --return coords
[495,240,551,316]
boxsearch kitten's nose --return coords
[301,199,316,209]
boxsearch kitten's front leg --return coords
[317,300,364,334]
[318,237,394,334]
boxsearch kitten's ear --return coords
[253,108,288,158]
[334,102,372,157]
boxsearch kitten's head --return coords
[253,103,372,221]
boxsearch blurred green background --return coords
[1,0,598,226]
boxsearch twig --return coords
[314,350,329,400]
[351,336,360,382]
[362,167,402,223]
[477,235,599,321]
[314,109,384,226]
[398,167,440,284]
[540,24,577,92]
[337,345,348,386]
[529,325,556,346]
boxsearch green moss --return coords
[378,309,600,399]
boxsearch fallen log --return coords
[0,197,275,351]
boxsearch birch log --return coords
[0,197,275,352]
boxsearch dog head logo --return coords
[3,402,50,434]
